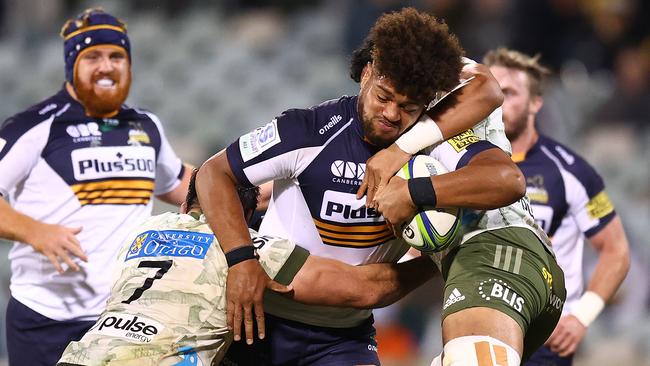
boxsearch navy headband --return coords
[61,10,131,84]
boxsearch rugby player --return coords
[484,48,630,365]
[197,8,507,365]
[56,169,435,365]
[0,8,191,365]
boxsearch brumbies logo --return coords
[127,121,151,146]
[87,312,164,343]
[125,230,213,261]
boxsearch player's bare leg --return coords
[441,307,523,365]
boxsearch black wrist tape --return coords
[225,245,258,267]
[407,177,437,208]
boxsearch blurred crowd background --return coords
[0,0,648,365]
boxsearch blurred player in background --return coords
[57,169,434,366]
[484,47,630,365]
[0,8,191,365]
[198,7,506,366]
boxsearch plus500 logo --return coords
[72,146,156,181]
[88,312,164,343]
[320,190,382,223]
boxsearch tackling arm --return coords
[431,147,525,210]
[289,254,436,309]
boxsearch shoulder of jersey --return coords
[537,134,601,182]
[279,95,355,141]
[0,90,73,136]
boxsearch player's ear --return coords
[180,202,188,214]
[530,95,543,114]
[360,62,373,88]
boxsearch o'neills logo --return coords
[88,312,164,343]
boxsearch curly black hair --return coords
[350,7,464,104]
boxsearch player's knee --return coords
[441,336,521,366]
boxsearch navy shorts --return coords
[6,296,95,366]
[524,345,574,366]
[221,313,379,366]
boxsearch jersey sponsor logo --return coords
[330,160,365,184]
[66,122,103,143]
[239,119,281,162]
[320,190,381,223]
[587,191,614,219]
[525,175,548,203]
[38,103,57,115]
[87,312,164,343]
[549,293,564,310]
[125,230,214,261]
[478,278,525,312]
[319,114,342,135]
[0,137,6,154]
[127,122,151,146]
[447,129,480,152]
[443,288,466,310]
[72,146,156,181]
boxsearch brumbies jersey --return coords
[58,212,308,366]
[424,108,552,265]
[0,88,184,321]
[514,135,616,313]
[227,95,409,327]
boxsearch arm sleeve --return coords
[253,232,310,285]
[0,114,54,197]
[429,129,498,172]
[144,112,184,195]
[226,108,324,187]
[563,160,616,238]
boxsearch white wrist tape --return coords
[395,115,443,154]
[571,291,605,327]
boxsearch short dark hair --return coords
[185,168,260,214]
[350,7,464,104]
[483,48,551,96]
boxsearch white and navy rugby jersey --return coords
[514,135,616,313]
[227,95,413,327]
[0,87,184,321]
[423,108,552,266]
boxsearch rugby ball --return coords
[396,155,461,252]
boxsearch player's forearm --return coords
[432,150,525,210]
[395,64,503,155]
[585,217,630,302]
[432,63,503,139]
[358,255,437,308]
[0,199,40,244]
[196,152,252,252]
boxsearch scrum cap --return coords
[61,8,131,84]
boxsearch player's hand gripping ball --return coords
[396,155,462,252]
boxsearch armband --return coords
[395,115,443,154]
[225,245,259,267]
[407,177,437,208]
[571,291,605,327]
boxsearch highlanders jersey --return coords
[57,212,308,366]
[423,108,553,266]
[514,135,616,313]
[226,96,409,327]
[0,87,184,321]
